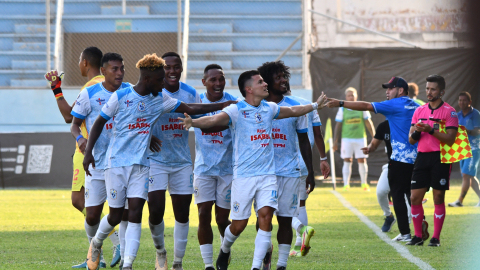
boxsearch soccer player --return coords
[179,70,327,270]
[257,61,315,269]
[286,84,330,258]
[408,82,426,106]
[333,87,375,191]
[449,92,480,207]
[193,64,238,270]
[407,75,458,246]
[44,47,121,269]
[327,76,419,242]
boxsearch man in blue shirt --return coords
[449,91,480,207]
[326,76,419,242]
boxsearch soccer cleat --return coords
[71,259,87,268]
[300,226,315,256]
[428,237,441,247]
[392,233,411,242]
[448,201,463,207]
[216,249,230,270]
[119,260,123,270]
[381,215,396,232]
[155,250,168,270]
[110,244,121,267]
[422,198,428,204]
[261,244,273,270]
[405,236,424,246]
[343,184,350,191]
[171,262,183,270]
[277,267,286,270]
[422,219,430,241]
[289,245,301,257]
[361,183,370,192]
[86,238,103,270]
[205,267,215,270]
[99,250,106,268]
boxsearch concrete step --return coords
[185,78,232,88]
[189,42,232,52]
[190,23,233,34]
[188,60,232,70]
[11,79,47,87]
[12,60,46,69]
[14,24,54,34]
[13,42,52,52]
[101,5,150,15]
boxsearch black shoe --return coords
[381,215,396,232]
[277,267,287,270]
[252,269,260,270]
[405,236,424,246]
[216,249,230,270]
[428,237,441,247]
[205,267,215,270]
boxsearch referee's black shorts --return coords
[411,151,452,191]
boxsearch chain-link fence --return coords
[0,0,308,89]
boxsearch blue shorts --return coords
[460,149,480,177]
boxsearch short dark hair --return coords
[204,64,223,76]
[459,91,472,102]
[82,47,103,68]
[161,52,182,65]
[426,74,445,90]
[101,52,123,67]
[257,61,290,91]
[238,70,260,97]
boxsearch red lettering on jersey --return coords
[202,131,224,137]
[272,133,287,140]
[211,140,223,144]
[257,129,266,133]
[136,118,146,122]
[261,143,269,147]
[272,128,280,132]
[250,133,271,141]
[161,123,185,131]
[169,118,179,123]
[274,144,285,148]
[173,134,182,138]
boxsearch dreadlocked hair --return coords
[136,53,165,71]
[257,61,290,91]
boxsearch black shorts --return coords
[411,152,452,191]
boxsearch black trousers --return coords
[388,160,414,235]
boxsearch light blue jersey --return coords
[272,96,308,177]
[71,82,131,170]
[289,96,322,148]
[149,82,201,167]
[100,86,181,168]
[372,96,419,164]
[194,92,238,176]
[222,100,280,178]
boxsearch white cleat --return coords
[392,233,411,242]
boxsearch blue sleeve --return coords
[100,111,111,121]
[170,100,182,113]
[71,111,86,120]
[474,110,480,128]
[371,100,393,116]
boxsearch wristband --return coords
[411,131,421,141]
[428,128,435,135]
[76,135,84,142]
[52,81,62,96]
[320,156,328,161]
[339,100,344,107]
[311,102,318,110]
[55,93,63,99]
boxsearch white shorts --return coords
[148,162,193,195]
[298,175,309,201]
[194,174,232,209]
[105,165,149,208]
[84,166,107,208]
[276,176,301,217]
[341,138,368,159]
[231,175,278,220]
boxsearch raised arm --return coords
[70,117,87,154]
[326,98,374,112]
[179,112,230,130]
[83,115,108,175]
[277,92,327,119]
[175,100,236,116]
[45,70,74,123]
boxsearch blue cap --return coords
[382,76,408,91]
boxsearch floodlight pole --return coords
[181,0,190,83]
[46,0,51,72]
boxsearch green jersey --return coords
[413,99,425,106]
[335,107,371,139]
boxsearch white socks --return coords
[294,206,308,246]
[221,225,239,253]
[173,221,189,263]
[358,162,368,185]
[200,244,214,268]
[124,222,142,267]
[252,229,271,269]
[149,220,165,252]
[119,220,128,259]
[343,161,352,186]
[96,215,115,243]
[277,244,290,268]
[85,221,99,243]
[109,230,120,246]
[291,217,303,234]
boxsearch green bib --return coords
[342,109,366,139]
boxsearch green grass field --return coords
[1,183,479,269]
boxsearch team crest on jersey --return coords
[96,98,106,105]
[233,201,240,213]
[148,176,154,186]
[451,111,457,118]
[255,113,262,123]
[137,101,146,112]
[242,111,249,118]
[110,189,117,200]
[440,179,446,185]
[84,188,89,199]
[125,100,133,107]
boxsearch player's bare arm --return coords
[175,100,237,116]
[333,122,342,151]
[70,117,87,154]
[45,70,75,123]
[468,127,480,136]
[326,98,375,112]
[276,92,327,119]
[365,118,376,137]
[362,137,382,155]
[313,126,331,178]
[179,112,230,130]
[298,132,315,193]
[82,115,107,175]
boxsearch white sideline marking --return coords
[331,190,435,270]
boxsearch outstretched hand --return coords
[315,92,328,109]
[326,98,340,108]
[178,113,193,129]
[83,151,95,177]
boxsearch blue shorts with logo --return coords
[460,149,480,177]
